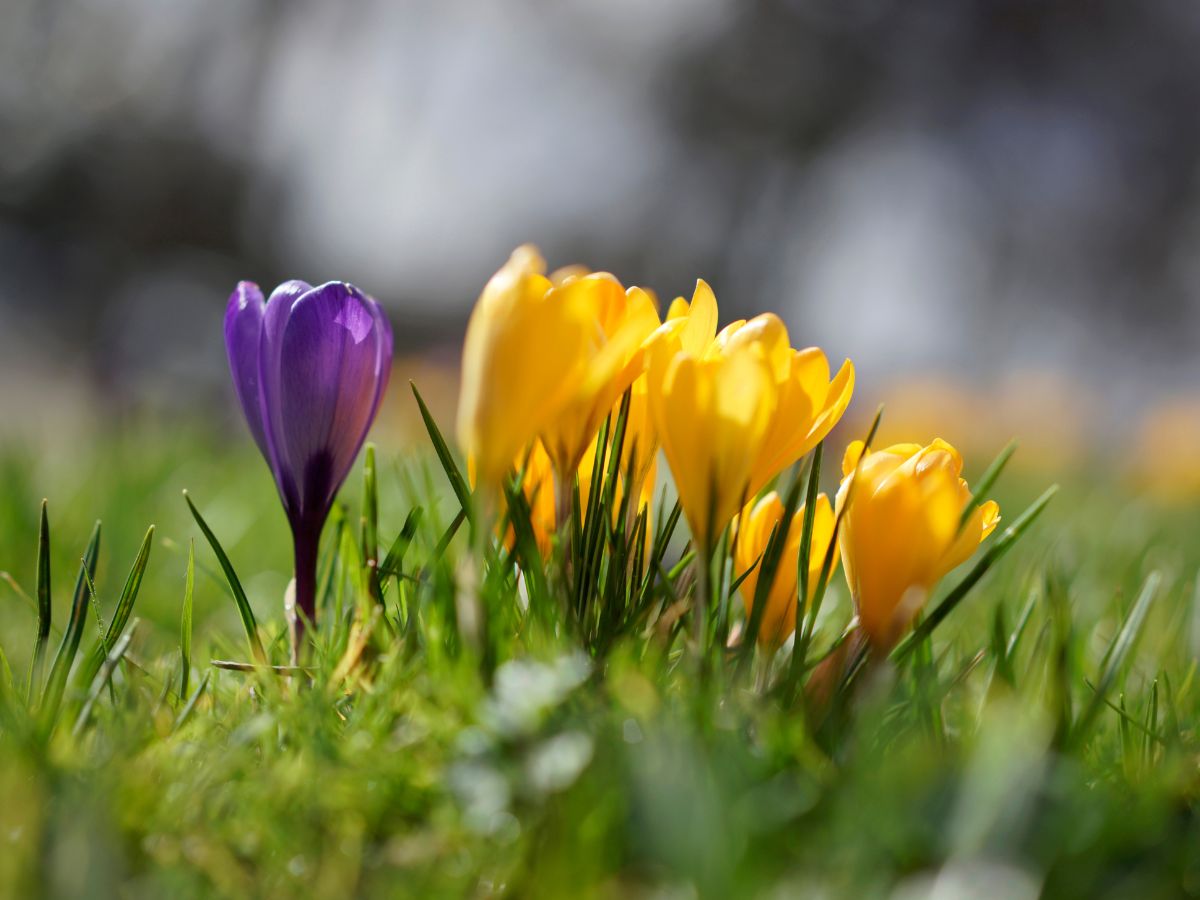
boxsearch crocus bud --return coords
[456,246,596,490]
[225,279,393,640]
[539,277,660,478]
[734,492,837,649]
[646,329,776,551]
[836,439,1000,651]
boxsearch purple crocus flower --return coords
[225,280,393,642]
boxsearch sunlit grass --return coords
[0,413,1197,898]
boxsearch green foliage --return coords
[0,419,1196,898]
[185,490,266,662]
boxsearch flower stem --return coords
[554,469,574,543]
[291,525,321,662]
[695,541,711,677]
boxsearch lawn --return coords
[0,410,1196,899]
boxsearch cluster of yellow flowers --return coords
[457,246,999,654]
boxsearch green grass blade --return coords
[1072,571,1162,745]
[411,382,472,517]
[1007,586,1040,659]
[72,621,137,737]
[74,524,154,691]
[429,509,467,566]
[379,507,424,582]
[38,521,101,733]
[958,440,1016,532]
[362,443,379,565]
[181,539,195,699]
[743,474,805,656]
[1145,678,1159,765]
[728,553,764,601]
[0,644,16,722]
[795,442,823,627]
[184,491,265,662]
[104,525,153,645]
[82,564,107,644]
[892,485,1059,661]
[990,601,1014,687]
[28,499,51,703]
[504,473,550,616]
[173,670,211,732]
[790,407,883,690]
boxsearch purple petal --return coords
[256,280,314,512]
[364,294,394,439]
[264,282,390,524]
[224,282,269,457]
[267,279,312,309]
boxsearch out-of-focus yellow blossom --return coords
[858,371,1090,477]
[511,440,557,558]
[734,492,837,649]
[457,246,595,487]
[1130,397,1200,502]
[538,274,660,477]
[837,439,1000,652]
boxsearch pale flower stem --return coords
[695,544,711,663]
[554,469,574,538]
[554,469,576,594]
[755,655,770,694]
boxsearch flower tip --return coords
[228,281,265,314]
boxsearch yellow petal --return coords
[540,275,661,475]
[458,246,594,485]
[681,279,719,356]
[719,313,791,379]
[838,437,998,652]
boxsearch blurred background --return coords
[3,0,1200,488]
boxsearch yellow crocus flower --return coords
[512,440,557,559]
[647,278,851,551]
[662,279,719,356]
[504,400,657,556]
[837,439,1000,651]
[734,492,837,649]
[540,276,660,477]
[457,246,596,488]
[713,313,855,496]
[647,335,776,551]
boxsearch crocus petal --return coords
[224,282,269,456]
[681,279,719,356]
[364,293,395,438]
[273,282,391,523]
[457,249,594,486]
[735,491,838,649]
[258,280,314,511]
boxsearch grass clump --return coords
[0,413,1197,899]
